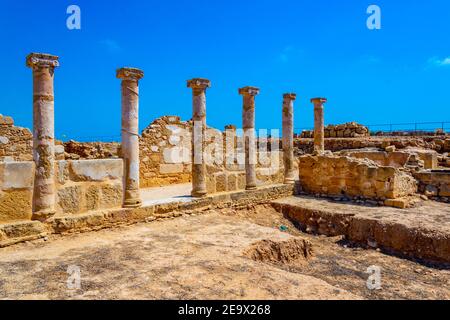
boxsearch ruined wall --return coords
[295,136,450,154]
[139,116,285,189]
[63,141,120,160]
[0,159,123,223]
[298,155,417,200]
[0,115,33,161]
[414,170,450,202]
[301,122,370,138]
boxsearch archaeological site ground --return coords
[1,1,449,306]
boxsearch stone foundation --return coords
[0,184,294,247]
[298,154,417,200]
[414,170,450,202]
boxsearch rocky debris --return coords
[63,140,120,160]
[301,122,369,138]
[385,145,396,153]
[244,238,313,265]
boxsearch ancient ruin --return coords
[0,52,449,300]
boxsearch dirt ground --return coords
[0,205,449,300]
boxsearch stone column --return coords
[117,68,144,208]
[282,93,296,184]
[26,53,59,221]
[311,97,327,154]
[187,78,211,198]
[239,86,260,190]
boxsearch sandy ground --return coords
[0,212,358,300]
[0,206,449,300]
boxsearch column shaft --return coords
[117,68,144,208]
[26,53,59,221]
[188,78,210,198]
[282,93,296,184]
[311,98,327,153]
[239,87,260,190]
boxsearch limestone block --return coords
[163,147,187,164]
[100,183,122,209]
[69,159,123,182]
[57,186,83,214]
[227,173,237,191]
[0,190,33,222]
[215,173,227,193]
[159,164,184,174]
[0,136,9,144]
[1,162,34,190]
[56,161,69,185]
[85,185,100,211]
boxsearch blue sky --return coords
[0,0,449,140]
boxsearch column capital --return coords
[117,67,144,81]
[187,78,211,90]
[310,97,327,105]
[26,53,59,69]
[283,93,297,100]
[239,86,260,96]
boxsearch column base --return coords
[32,209,56,222]
[245,185,258,191]
[191,190,208,198]
[123,199,142,208]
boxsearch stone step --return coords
[271,196,450,264]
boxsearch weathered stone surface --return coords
[69,159,123,182]
[0,220,46,247]
[100,183,123,209]
[0,190,33,222]
[298,155,417,201]
[0,162,34,190]
[57,186,82,214]
[159,163,184,174]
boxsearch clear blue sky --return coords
[0,0,449,141]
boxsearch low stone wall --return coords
[56,159,123,215]
[298,155,417,200]
[0,184,295,247]
[139,116,285,189]
[413,170,450,202]
[0,115,33,161]
[0,159,123,223]
[301,122,369,138]
[294,136,450,154]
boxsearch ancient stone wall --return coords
[301,122,369,139]
[0,115,33,161]
[414,170,450,203]
[0,159,123,223]
[298,155,417,200]
[139,116,285,189]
